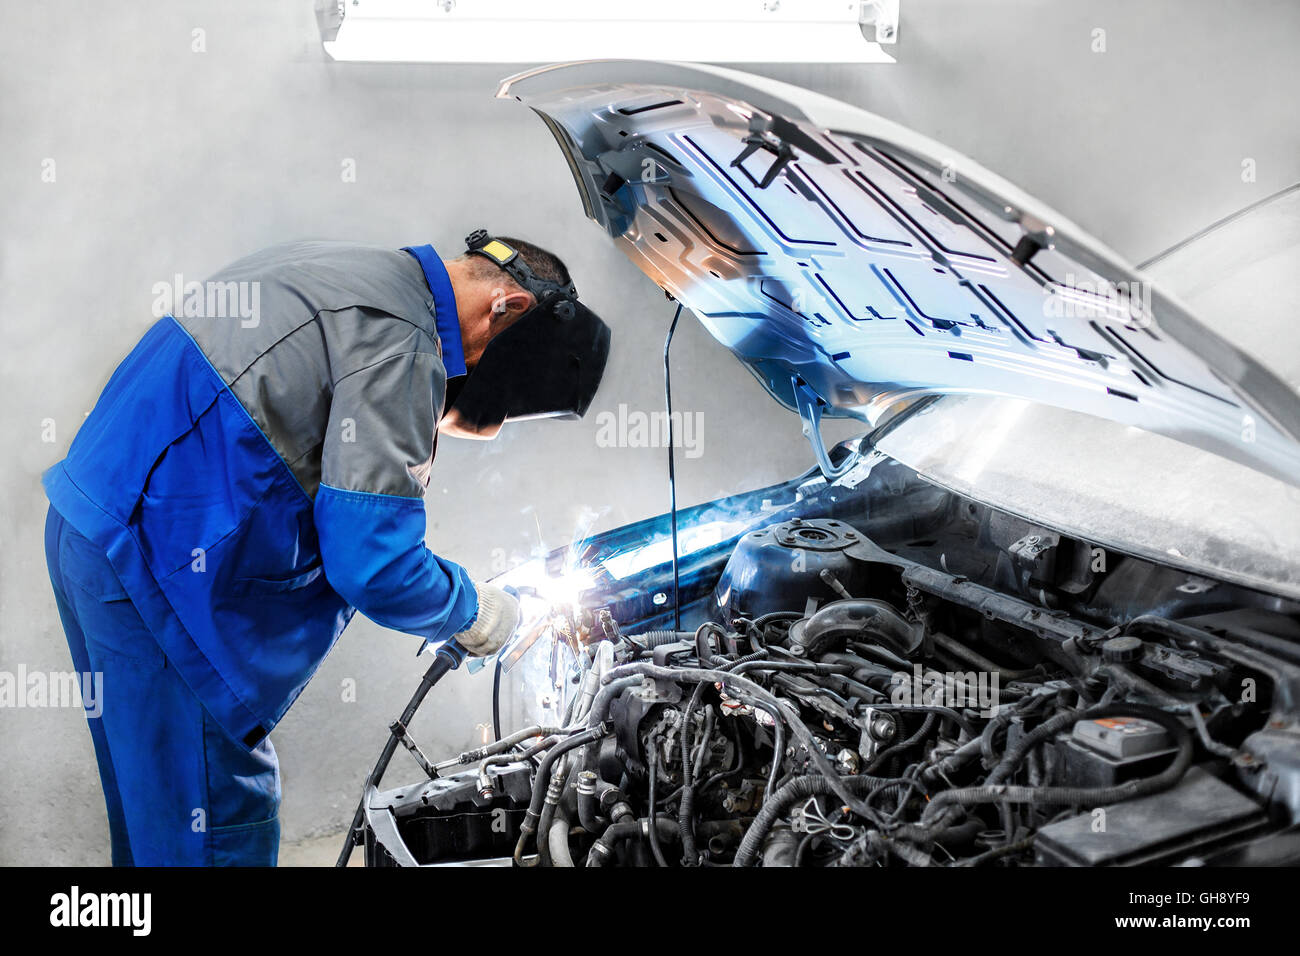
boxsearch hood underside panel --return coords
[499,61,1300,485]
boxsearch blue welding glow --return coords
[601,518,751,580]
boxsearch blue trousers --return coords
[44,506,281,866]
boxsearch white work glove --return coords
[452,582,520,657]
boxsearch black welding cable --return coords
[664,302,684,631]
[336,648,459,867]
[492,653,503,743]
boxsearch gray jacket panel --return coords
[176,240,449,499]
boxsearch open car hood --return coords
[498,60,1300,486]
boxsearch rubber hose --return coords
[547,804,576,867]
[587,818,679,867]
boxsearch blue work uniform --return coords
[43,241,480,865]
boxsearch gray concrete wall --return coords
[1,0,1295,864]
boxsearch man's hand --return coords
[452,582,521,657]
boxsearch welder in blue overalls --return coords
[43,232,611,866]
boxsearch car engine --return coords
[358,498,1300,868]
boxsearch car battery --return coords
[1056,715,1181,788]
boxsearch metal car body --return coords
[497,60,1300,488]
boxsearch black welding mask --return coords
[439,230,612,440]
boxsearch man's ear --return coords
[489,290,535,331]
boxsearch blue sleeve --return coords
[314,483,479,644]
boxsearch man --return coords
[42,232,612,866]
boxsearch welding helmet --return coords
[439,230,612,440]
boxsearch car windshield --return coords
[873,186,1300,601]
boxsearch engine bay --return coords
[358,460,1300,868]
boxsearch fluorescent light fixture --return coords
[317,0,898,64]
